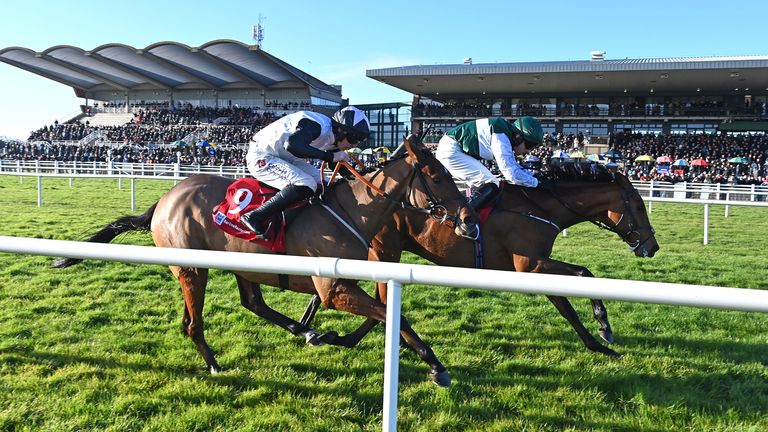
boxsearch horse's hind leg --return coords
[181,307,191,335]
[313,277,451,387]
[546,295,619,358]
[173,266,221,373]
[235,276,322,345]
[517,256,620,358]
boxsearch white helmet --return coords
[332,106,371,142]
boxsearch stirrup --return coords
[241,213,269,239]
[251,220,273,241]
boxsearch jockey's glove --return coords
[332,151,351,163]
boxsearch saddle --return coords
[469,182,505,227]
[212,178,306,253]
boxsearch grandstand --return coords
[363,53,768,184]
[366,53,768,142]
[0,39,346,146]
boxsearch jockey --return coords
[241,106,371,239]
[435,116,550,211]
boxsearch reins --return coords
[321,152,458,223]
[522,179,655,251]
[310,140,465,251]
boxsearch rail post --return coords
[37,175,42,207]
[648,180,654,213]
[703,203,709,245]
[131,177,136,212]
[382,279,402,432]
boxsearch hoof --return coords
[430,370,451,387]
[319,331,338,344]
[599,327,615,344]
[209,364,222,374]
[304,331,325,346]
[600,346,622,359]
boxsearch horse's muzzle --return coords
[456,221,480,241]
[629,239,659,258]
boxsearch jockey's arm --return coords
[284,118,335,163]
[490,132,539,187]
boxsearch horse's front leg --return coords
[591,299,613,343]
[514,255,620,358]
[311,276,451,387]
[235,276,323,346]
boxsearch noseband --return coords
[608,189,656,252]
[406,160,464,225]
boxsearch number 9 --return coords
[228,188,254,215]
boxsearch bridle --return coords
[324,154,465,227]
[594,188,656,253]
[405,158,465,225]
[527,181,656,252]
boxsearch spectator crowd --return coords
[4,104,768,186]
[26,104,282,146]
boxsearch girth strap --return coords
[317,201,371,251]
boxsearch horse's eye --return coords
[432,176,442,184]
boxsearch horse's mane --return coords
[544,162,618,183]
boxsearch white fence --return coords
[1,236,768,431]
[2,163,766,244]
[0,159,248,179]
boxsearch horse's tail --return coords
[52,201,158,268]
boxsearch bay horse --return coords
[53,135,476,386]
[299,162,659,358]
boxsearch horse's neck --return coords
[329,172,406,243]
[540,183,616,229]
[397,212,476,267]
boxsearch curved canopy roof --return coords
[0,39,340,95]
[367,55,768,97]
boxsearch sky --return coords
[0,0,766,140]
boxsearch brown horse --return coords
[299,163,659,358]
[53,135,476,386]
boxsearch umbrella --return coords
[603,149,623,160]
[728,156,750,164]
[523,154,540,162]
[361,148,374,155]
[348,147,362,155]
[172,140,189,147]
[587,154,605,163]
[196,140,210,147]
[691,159,710,167]
[569,151,585,159]
[672,159,687,167]
[634,155,654,162]
[656,155,672,164]
[551,151,572,159]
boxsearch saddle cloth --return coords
[212,178,304,253]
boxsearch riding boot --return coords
[240,184,314,240]
[467,183,499,212]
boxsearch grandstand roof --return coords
[0,39,340,96]
[366,55,768,97]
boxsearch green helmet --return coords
[512,116,544,148]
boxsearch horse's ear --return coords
[404,135,418,161]
[390,141,406,158]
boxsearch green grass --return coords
[1,175,767,431]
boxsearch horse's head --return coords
[395,133,479,239]
[543,163,659,258]
[600,172,660,257]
